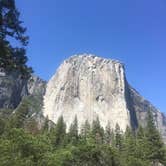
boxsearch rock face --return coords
[43,54,166,141]
[43,55,128,131]
[0,70,46,109]
[1,54,165,141]
[127,86,166,142]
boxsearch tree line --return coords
[0,106,166,166]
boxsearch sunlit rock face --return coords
[43,54,166,142]
[43,54,131,131]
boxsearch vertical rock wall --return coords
[43,55,131,131]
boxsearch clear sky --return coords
[16,0,166,113]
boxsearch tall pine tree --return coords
[115,123,123,151]
[53,116,66,147]
[104,121,112,144]
[145,110,166,165]
[80,119,91,141]
[68,116,79,145]
[0,0,32,77]
[91,117,104,144]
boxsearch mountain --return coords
[43,54,166,142]
[0,69,46,128]
[0,54,166,142]
[0,70,46,109]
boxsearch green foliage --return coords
[42,116,49,133]
[68,116,79,145]
[115,123,123,151]
[0,0,32,77]
[135,126,149,160]
[9,98,30,128]
[0,117,5,135]
[51,116,66,147]
[0,109,166,166]
[0,128,51,166]
[80,119,91,139]
[104,121,112,144]
[145,110,166,165]
[92,117,104,144]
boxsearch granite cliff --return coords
[0,54,165,142]
[43,54,166,141]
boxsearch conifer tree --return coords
[0,117,5,135]
[9,99,30,128]
[145,110,166,165]
[42,116,49,133]
[53,116,66,147]
[135,126,148,161]
[91,117,104,144]
[0,0,32,77]
[80,119,91,141]
[68,116,78,145]
[104,121,112,144]
[124,126,136,154]
[115,123,123,151]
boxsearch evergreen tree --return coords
[0,117,5,135]
[80,119,91,141]
[104,121,112,144]
[0,0,32,77]
[124,126,136,154]
[145,110,166,165]
[42,116,49,133]
[9,99,30,128]
[115,123,123,151]
[53,116,66,147]
[68,116,78,145]
[122,126,138,164]
[91,117,104,144]
[135,126,148,161]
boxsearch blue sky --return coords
[16,0,166,113]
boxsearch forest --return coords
[0,106,166,166]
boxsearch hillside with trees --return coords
[0,109,166,166]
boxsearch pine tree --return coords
[0,0,32,77]
[104,121,112,144]
[9,99,30,128]
[115,123,123,151]
[0,117,5,135]
[124,126,136,153]
[80,120,91,140]
[123,126,137,163]
[68,116,78,145]
[42,116,49,133]
[91,117,104,144]
[135,126,148,161]
[53,116,66,147]
[145,110,166,165]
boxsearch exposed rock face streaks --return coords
[43,54,166,142]
[43,55,131,131]
[1,54,165,142]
